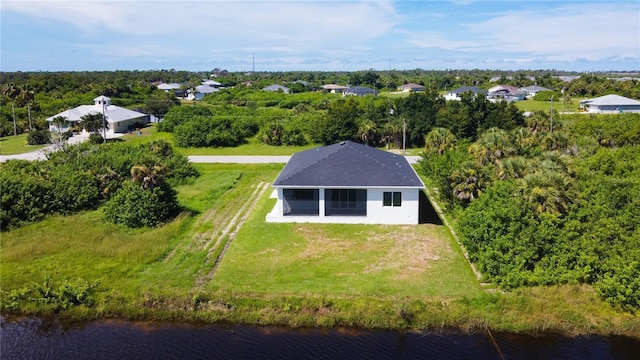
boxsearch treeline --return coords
[164,87,524,149]
[0,140,198,230]
[418,113,640,310]
[3,70,639,138]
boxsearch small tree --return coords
[1,82,20,136]
[80,112,107,140]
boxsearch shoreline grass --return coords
[1,163,639,338]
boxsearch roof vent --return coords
[340,141,346,145]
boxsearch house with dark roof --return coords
[266,141,424,224]
[321,84,349,93]
[486,85,526,103]
[444,86,487,101]
[263,84,290,93]
[343,86,377,97]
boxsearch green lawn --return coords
[0,133,49,155]
[514,98,580,113]
[212,199,481,298]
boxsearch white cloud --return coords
[3,1,401,44]
[465,3,639,58]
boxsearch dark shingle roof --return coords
[450,86,487,94]
[273,141,424,188]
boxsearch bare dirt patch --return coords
[293,224,450,279]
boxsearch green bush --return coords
[88,133,104,144]
[157,106,213,132]
[103,181,179,228]
[26,130,50,145]
[173,117,244,148]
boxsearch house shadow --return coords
[418,190,443,225]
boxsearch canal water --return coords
[1,317,638,359]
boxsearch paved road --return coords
[2,138,421,165]
[188,155,421,164]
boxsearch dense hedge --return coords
[420,114,640,310]
[0,140,198,230]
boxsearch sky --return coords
[1,0,639,72]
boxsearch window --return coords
[292,189,315,200]
[383,192,402,207]
[331,189,357,208]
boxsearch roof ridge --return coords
[349,142,414,183]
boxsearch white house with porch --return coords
[266,141,425,225]
[46,96,148,135]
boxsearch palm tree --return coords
[18,85,35,131]
[525,112,549,134]
[424,127,456,155]
[131,164,167,190]
[510,127,538,156]
[518,170,571,216]
[468,127,514,165]
[1,82,20,136]
[496,156,529,180]
[358,119,377,146]
[541,130,570,152]
[80,112,106,136]
[449,161,486,202]
[381,119,402,149]
[51,116,67,133]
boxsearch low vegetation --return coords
[419,113,640,311]
[0,140,197,230]
[1,162,638,337]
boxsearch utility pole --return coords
[102,99,107,143]
[402,118,406,156]
[550,95,554,133]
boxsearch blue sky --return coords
[2,0,639,72]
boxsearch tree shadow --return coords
[418,190,443,225]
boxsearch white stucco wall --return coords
[266,187,421,225]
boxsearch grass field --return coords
[514,98,580,113]
[1,163,639,335]
[0,133,49,155]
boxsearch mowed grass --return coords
[210,193,481,299]
[514,98,580,113]
[0,133,50,155]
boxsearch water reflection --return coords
[1,317,638,359]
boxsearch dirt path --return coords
[193,181,271,287]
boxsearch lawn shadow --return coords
[418,190,443,225]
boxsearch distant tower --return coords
[252,52,255,74]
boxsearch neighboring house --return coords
[343,86,377,97]
[292,80,312,86]
[46,96,148,135]
[554,75,580,82]
[579,94,640,113]
[186,85,220,100]
[486,85,526,103]
[398,83,425,93]
[264,84,290,93]
[202,79,222,87]
[157,83,182,91]
[321,84,348,93]
[520,85,550,98]
[444,86,487,101]
[266,140,425,225]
